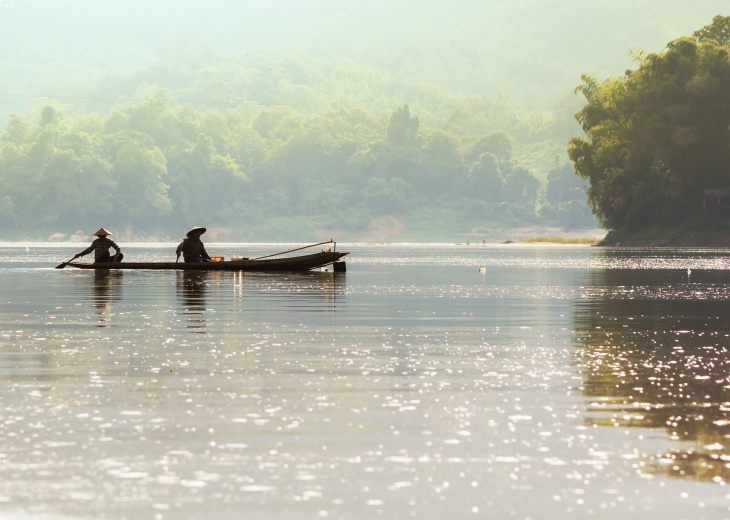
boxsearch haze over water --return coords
[1,243,730,519]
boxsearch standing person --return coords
[73,228,123,263]
[176,226,212,263]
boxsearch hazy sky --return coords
[0,0,728,109]
[2,1,723,53]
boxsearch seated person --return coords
[74,228,123,263]
[176,226,212,263]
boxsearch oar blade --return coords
[55,258,75,269]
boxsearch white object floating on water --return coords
[479,267,486,273]
[688,269,691,275]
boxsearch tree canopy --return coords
[0,92,594,240]
[568,16,730,231]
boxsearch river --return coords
[1,243,729,519]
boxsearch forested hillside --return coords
[0,88,592,241]
[1,1,727,240]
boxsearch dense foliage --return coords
[568,16,730,232]
[0,90,593,240]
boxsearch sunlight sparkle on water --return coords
[0,244,729,519]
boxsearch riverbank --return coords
[600,226,730,247]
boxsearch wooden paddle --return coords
[55,256,76,269]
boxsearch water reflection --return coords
[230,270,346,310]
[92,270,123,327]
[176,270,209,332]
[573,268,730,483]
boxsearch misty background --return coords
[0,0,727,241]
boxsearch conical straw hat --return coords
[186,226,207,237]
[93,227,112,236]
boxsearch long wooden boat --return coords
[65,250,348,271]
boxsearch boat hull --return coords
[66,251,348,271]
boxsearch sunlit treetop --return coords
[693,14,730,46]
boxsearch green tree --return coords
[503,166,540,208]
[2,114,30,146]
[387,104,419,146]
[468,152,503,203]
[40,105,61,127]
[694,15,730,46]
[419,129,465,197]
[105,90,180,152]
[44,148,116,224]
[543,162,595,228]
[168,133,250,222]
[362,177,408,214]
[545,162,587,206]
[252,106,305,141]
[106,131,171,225]
[462,131,513,164]
[569,28,730,230]
[229,124,268,171]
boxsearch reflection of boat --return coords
[177,271,208,332]
[231,270,346,304]
[92,270,122,327]
[66,251,348,271]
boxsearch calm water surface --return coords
[1,243,730,519]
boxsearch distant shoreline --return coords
[508,236,600,245]
[0,226,609,244]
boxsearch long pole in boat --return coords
[249,239,335,261]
